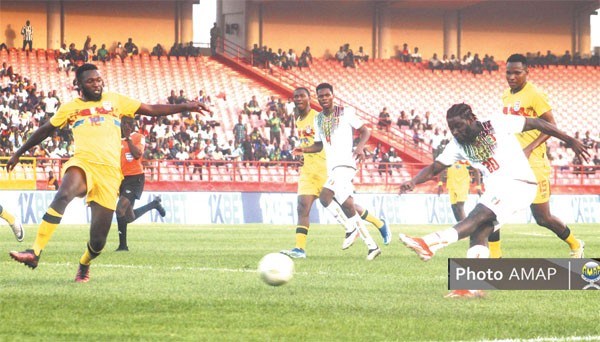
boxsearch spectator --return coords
[265,111,282,146]
[97,44,109,62]
[449,54,460,70]
[411,47,422,63]
[248,95,262,119]
[298,46,313,68]
[429,53,442,71]
[210,22,220,55]
[377,107,392,131]
[354,46,368,64]
[483,54,499,73]
[470,53,483,74]
[378,152,392,176]
[57,45,72,74]
[42,90,60,118]
[114,42,126,60]
[397,110,410,129]
[343,49,355,68]
[409,109,421,130]
[335,46,346,63]
[151,43,164,58]
[124,37,139,56]
[559,50,572,66]
[21,20,33,52]
[422,111,433,130]
[399,43,410,62]
[47,170,58,190]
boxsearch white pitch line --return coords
[514,232,553,237]
[471,336,600,342]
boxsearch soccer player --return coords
[399,103,589,298]
[438,161,482,222]
[292,83,381,261]
[114,115,166,252]
[7,63,210,282]
[0,204,24,242]
[281,87,390,259]
[488,53,584,258]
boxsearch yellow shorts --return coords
[448,187,468,205]
[62,158,123,210]
[532,165,551,204]
[297,167,327,197]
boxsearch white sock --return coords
[423,227,459,253]
[325,201,353,233]
[466,245,490,258]
[352,214,378,250]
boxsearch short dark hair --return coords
[507,53,528,67]
[75,63,98,83]
[294,87,310,96]
[447,103,477,120]
[316,83,333,94]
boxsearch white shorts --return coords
[480,178,537,226]
[323,166,356,204]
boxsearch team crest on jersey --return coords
[512,101,521,112]
[102,101,112,111]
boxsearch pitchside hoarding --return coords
[0,191,597,225]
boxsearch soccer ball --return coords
[258,253,294,286]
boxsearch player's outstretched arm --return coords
[293,142,323,156]
[136,101,211,117]
[7,121,57,172]
[523,117,590,162]
[400,161,448,194]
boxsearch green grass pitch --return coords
[0,223,597,341]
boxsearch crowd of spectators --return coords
[251,44,313,70]
[526,50,600,68]
[334,43,369,68]
[1,43,599,181]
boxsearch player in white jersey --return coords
[398,103,589,298]
[293,83,381,260]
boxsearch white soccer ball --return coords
[258,252,294,286]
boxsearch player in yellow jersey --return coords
[280,87,390,259]
[7,64,210,282]
[438,161,482,222]
[490,53,584,258]
[0,203,24,242]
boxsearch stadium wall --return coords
[0,1,184,51]
[2,191,597,225]
[1,1,592,59]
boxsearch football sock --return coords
[0,205,16,225]
[352,214,378,250]
[32,207,63,256]
[488,241,502,258]
[117,216,128,248]
[132,201,157,222]
[467,245,490,258]
[360,209,384,229]
[325,201,352,233]
[80,241,101,266]
[295,225,308,250]
[423,227,459,253]
[559,227,580,250]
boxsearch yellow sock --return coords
[295,225,308,250]
[0,206,16,225]
[360,210,383,229]
[80,242,101,266]
[564,233,580,250]
[32,207,63,256]
[488,240,502,258]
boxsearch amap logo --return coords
[581,261,600,290]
